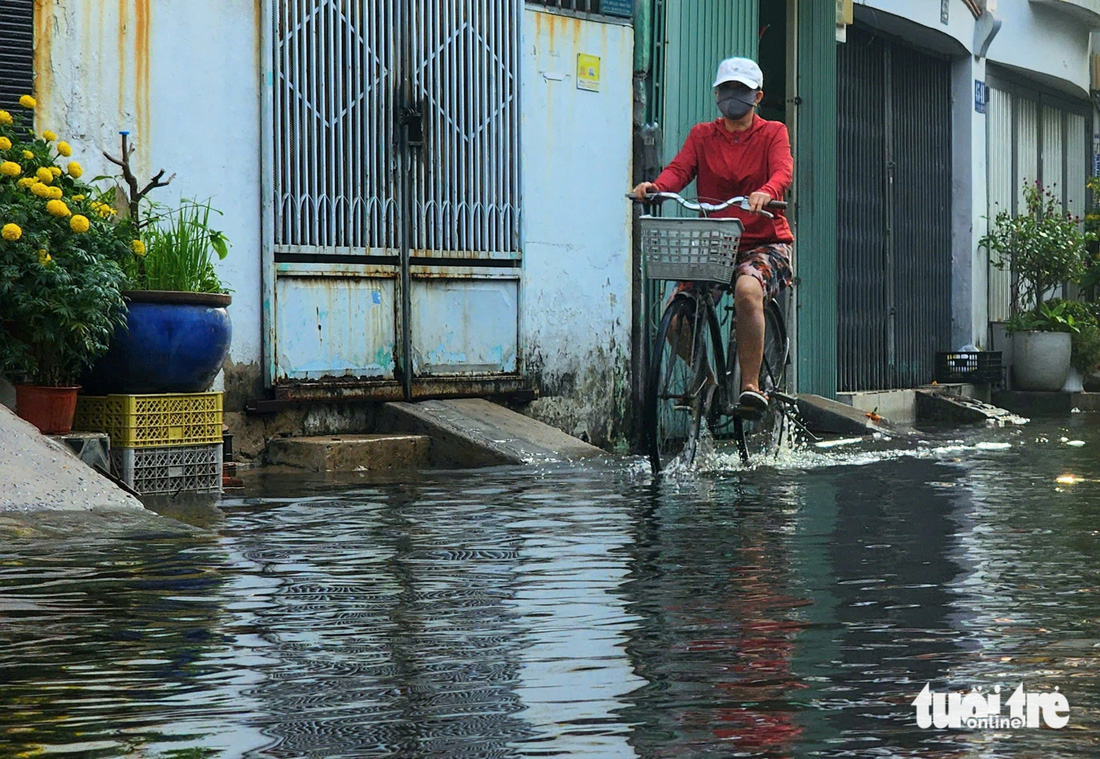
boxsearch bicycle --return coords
[633,191,810,473]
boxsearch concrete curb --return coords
[378,398,606,468]
[794,394,884,436]
[266,434,432,472]
[0,404,146,513]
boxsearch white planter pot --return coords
[1012,331,1072,391]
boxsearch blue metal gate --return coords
[263,0,523,400]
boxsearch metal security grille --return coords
[273,0,399,251]
[837,27,952,391]
[985,75,1089,321]
[266,0,525,394]
[409,0,521,253]
[0,0,34,112]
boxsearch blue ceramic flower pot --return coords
[83,291,232,395]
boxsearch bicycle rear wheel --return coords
[645,294,718,473]
[733,299,790,465]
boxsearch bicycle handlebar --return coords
[626,190,787,218]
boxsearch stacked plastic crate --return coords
[73,393,223,496]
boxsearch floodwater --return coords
[3,418,1100,757]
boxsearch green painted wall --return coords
[642,0,837,398]
[794,0,837,397]
[653,0,758,171]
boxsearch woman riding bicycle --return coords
[633,56,793,413]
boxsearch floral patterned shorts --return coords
[674,243,793,301]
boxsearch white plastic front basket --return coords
[639,216,744,283]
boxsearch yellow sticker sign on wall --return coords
[577,54,600,92]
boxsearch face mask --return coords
[717,89,758,120]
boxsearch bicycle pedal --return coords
[734,404,765,420]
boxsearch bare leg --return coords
[734,274,765,393]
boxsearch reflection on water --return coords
[2,421,1100,757]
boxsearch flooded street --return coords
[3,418,1100,757]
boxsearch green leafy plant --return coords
[0,98,133,386]
[1035,298,1100,375]
[104,134,230,294]
[980,180,1095,320]
[123,199,230,293]
[1004,299,1080,335]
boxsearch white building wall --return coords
[856,0,1097,349]
[37,3,634,444]
[519,10,634,446]
[37,0,264,405]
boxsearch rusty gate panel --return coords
[267,0,523,392]
[270,0,401,384]
[406,0,522,377]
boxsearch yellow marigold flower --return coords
[131,239,146,256]
[19,95,36,109]
[41,130,57,142]
[0,111,12,125]
[35,167,53,184]
[37,249,51,265]
[1,223,21,241]
[22,150,33,160]
[0,161,22,177]
[30,182,50,198]
[0,137,10,151]
[70,214,90,233]
[95,203,113,218]
[49,166,61,177]
[46,199,70,218]
[17,177,35,189]
[56,141,72,157]
[47,186,63,200]
[66,161,82,179]
[73,194,85,201]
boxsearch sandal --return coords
[739,388,768,414]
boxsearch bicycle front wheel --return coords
[645,294,717,473]
[734,299,790,464]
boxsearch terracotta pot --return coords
[15,385,81,435]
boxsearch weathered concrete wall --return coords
[519,10,634,448]
[36,0,265,406]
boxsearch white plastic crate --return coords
[111,443,223,496]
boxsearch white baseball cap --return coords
[713,57,763,89]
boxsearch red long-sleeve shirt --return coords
[654,115,794,251]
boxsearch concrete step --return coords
[378,398,606,467]
[993,391,1100,416]
[794,394,884,435]
[916,389,1025,426]
[836,389,918,425]
[266,433,431,472]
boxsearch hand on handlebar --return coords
[747,191,774,214]
[632,181,660,201]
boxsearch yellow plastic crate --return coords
[74,392,223,449]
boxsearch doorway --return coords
[263,0,525,400]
